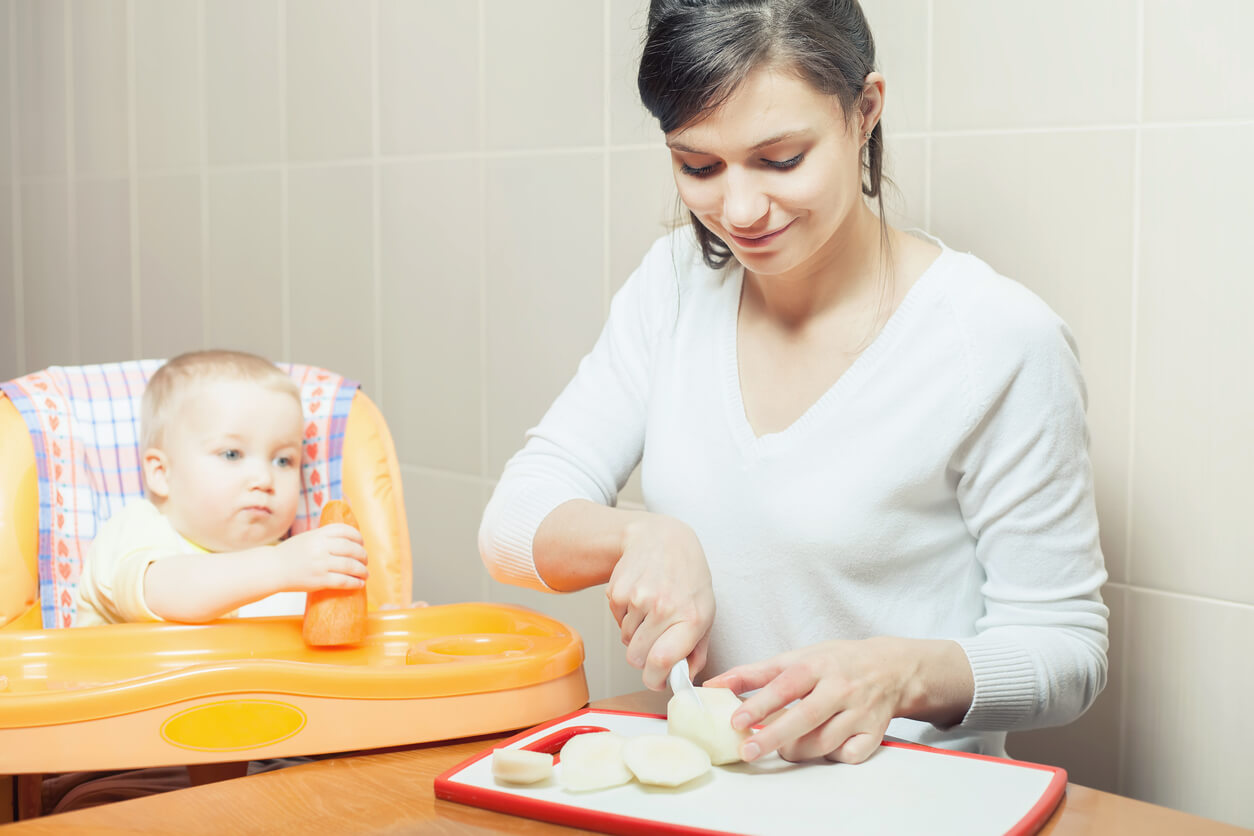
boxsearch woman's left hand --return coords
[704,637,969,765]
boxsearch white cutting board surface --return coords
[437,709,1065,836]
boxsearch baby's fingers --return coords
[320,523,364,543]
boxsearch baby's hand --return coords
[274,524,368,591]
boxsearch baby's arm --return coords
[142,524,368,623]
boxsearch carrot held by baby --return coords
[303,500,368,646]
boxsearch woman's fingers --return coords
[703,658,789,696]
[823,732,879,765]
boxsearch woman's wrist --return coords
[884,637,975,728]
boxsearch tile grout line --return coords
[477,0,489,489]
[64,0,79,364]
[370,0,382,406]
[1117,0,1146,799]
[922,0,933,231]
[600,0,613,701]
[278,0,290,360]
[10,0,25,374]
[125,0,140,359]
[197,0,209,348]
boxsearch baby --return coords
[73,350,367,626]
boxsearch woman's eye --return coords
[680,161,719,178]
[220,449,241,461]
[764,153,804,170]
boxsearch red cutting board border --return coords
[434,707,1068,836]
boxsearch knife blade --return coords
[668,657,702,706]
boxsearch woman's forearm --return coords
[531,499,651,591]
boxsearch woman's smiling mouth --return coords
[726,219,795,248]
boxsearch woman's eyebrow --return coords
[666,130,808,155]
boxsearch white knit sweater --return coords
[480,230,1109,756]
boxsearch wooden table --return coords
[2,691,1246,835]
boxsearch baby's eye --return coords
[220,449,241,461]
[274,456,295,468]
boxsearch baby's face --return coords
[157,380,304,552]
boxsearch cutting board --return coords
[435,708,1066,836]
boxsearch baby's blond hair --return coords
[141,350,301,451]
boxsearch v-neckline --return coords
[720,245,952,456]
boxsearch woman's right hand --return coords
[606,514,715,691]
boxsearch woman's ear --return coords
[143,448,171,499]
[859,71,887,136]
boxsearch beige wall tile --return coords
[379,0,478,156]
[930,130,1135,583]
[608,146,674,295]
[138,175,202,359]
[861,0,928,133]
[484,154,604,475]
[205,169,282,358]
[1143,0,1254,122]
[134,0,199,172]
[380,159,482,474]
[1007,583,1125,793]
[402,466,489,607]
[1122,590,1254,829]
[286,0,371,162]
[0,183,15,379]
[21,181,74,369]
[17,0,67,178]
[609,0,653,146]
[1134,126,1254,604]
[71,0,127,178]
[484,0,602,150]
[932,0,1136,130]
[205,0,280,165]
[376,159,479,473]
[288,164,375,390]
[488,578,612,702]
[74,177,132,363]
[881,134,925,232]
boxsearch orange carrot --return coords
[302,500,368,646]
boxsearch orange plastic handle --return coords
[301,500,368,646]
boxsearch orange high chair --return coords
[0,362,588,820]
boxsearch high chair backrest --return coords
[0,361,411,630]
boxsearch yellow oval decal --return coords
[161,699,306,752]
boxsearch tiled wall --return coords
[2,1,1250,828]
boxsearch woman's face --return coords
[666,64,873,278]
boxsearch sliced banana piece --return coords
[491,747,554,784]
[622,734,711,787]
[559,732,634,792]
[667,686,751,765]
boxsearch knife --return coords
[668,657,702,706]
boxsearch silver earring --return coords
[864,131,872,140]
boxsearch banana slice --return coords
[667,686,750,765]
[559,732,634,792]
[622,734,711,787]
[491,748,554,784]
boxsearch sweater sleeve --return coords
[479,236,679,591]
[950,293,1109,732]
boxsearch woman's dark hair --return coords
[638,0,887,270]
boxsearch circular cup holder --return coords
[407,634,533,664]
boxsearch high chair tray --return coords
[0,603,588,772]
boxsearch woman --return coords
[480,0,1108,765]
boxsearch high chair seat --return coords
[0,361,412,630]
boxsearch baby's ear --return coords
[142,448,171,499]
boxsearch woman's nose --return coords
[722,169,769,230]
